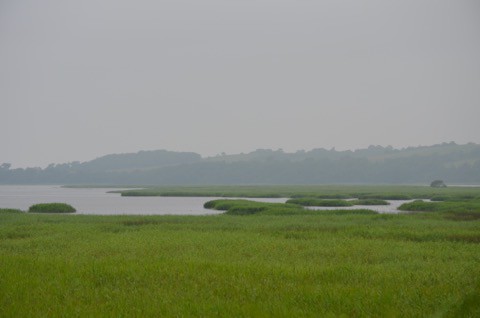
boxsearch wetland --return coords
[1,184,480,317]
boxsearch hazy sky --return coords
[1,0,480,167]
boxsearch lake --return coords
[0,185,412,215]
[0,185,287,215]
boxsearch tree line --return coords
[1,143,479,185]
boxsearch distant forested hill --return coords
[1,142,479,185]
[0,150,201,184]
[75,150,201,172]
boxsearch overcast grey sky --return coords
[1,0,479,167]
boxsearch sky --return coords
[1,0,480,168]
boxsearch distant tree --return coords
[0,163,11,170]
[430,180,447,188]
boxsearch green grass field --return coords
[1,205,480,317]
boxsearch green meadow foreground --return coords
[1,203,480,317]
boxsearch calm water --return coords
[0,185,287,215]
[0,185,414,215]
[305,199,416,214]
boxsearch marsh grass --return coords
[286,198,354,207]
[290,193,352,199]
[204,199,304,215]
[0,208,23,214]
[356,193,412,200]
[2,185,480,316]
[118,185,480,201]
[351,199,390,206]
[445,212,480,221]
[430,194,480,202]
[287,198,390,207]
[398,200,480,214]
[28,203,76,213]
[1,210,480,317]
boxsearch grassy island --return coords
[28,203,76,213]
[286,198,354,207]
[286,198,390,207]
[351,199,390,205]
[204,199,306,215]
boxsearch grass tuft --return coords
[28,203,76,213]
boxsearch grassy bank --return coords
[1,209,480,317]
[117,184,480,201]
